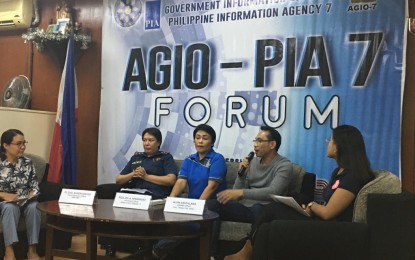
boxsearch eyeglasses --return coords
[252,139,273,144]
[10,141,28,147]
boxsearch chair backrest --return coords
[290,163,306,194]
[24,153,48,182]
[289,163,316,204]
[175,160,182,173]
[352,169,401,223]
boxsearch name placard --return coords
[58,203,95,218]
[113,192,152,210]
[59,189,96,205]
[164,197,205,215]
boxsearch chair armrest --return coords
[95,183,123,199]
[367,192,415,260]
[219,221,251,241]
[253,220,369,260]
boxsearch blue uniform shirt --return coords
[121,151,178,197]
[178,149,227,199]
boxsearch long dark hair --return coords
[0,129,24,161]
[332,125,373,185]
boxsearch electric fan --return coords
[0,75,32,109]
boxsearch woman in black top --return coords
[225,125,374,260]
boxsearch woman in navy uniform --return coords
[116,127,177,198]
[105,127,178,256]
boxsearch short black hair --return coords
[193,124,216,145]
[142,127,162,148]
[260,126,281,152]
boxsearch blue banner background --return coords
[99,0,406,191]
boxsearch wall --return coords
[0,107,55,160]
[0,0,102,189]
[0,0,414,191]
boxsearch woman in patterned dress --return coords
[0,129,41,260]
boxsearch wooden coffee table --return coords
[37,199,219,260]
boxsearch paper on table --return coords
[120,188,152,194]
[270,194,311,217]
[2,193,39,206]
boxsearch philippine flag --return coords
[47,34,78,185]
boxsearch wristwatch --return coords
[307,201,315,209]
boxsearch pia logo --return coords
[114,0,143,28]
[145,0,161,30]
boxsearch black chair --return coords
[252,170,414,260]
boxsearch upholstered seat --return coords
[353,169,401,223]
[251,170,415,260]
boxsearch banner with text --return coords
[100,0,406,191]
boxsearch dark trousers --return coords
[250,202,314,242]
[217,201,266,223]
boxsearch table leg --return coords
[85,221,98,260]
[45,225,54,260]
[199,221,213,260]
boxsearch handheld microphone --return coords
[238,151,255,177]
